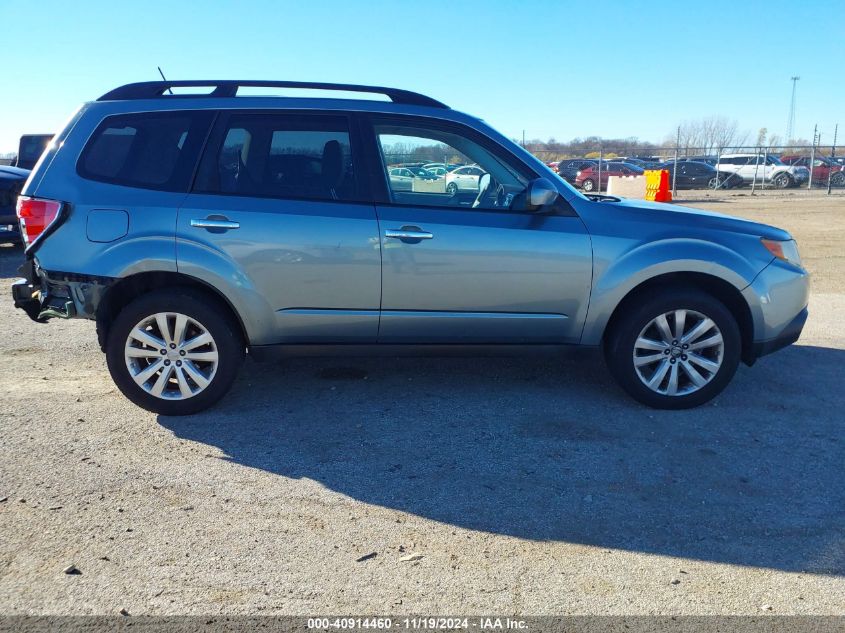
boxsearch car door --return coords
[365,115,593,344]
[176,110,381,344]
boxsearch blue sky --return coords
[1,0,843,153]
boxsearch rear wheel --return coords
[831,172,845,186]
[707,176,721,189]
[446,182,458,195]
[605,289,741,409]
[106,288,244,415]
[581,178,595,192]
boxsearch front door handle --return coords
[385,227,433,241]
[191,217,240,230]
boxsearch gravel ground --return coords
[0,192,843,615]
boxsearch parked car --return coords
[556,159,598,185]
[658,161,742,189]
[546,161,560,172]
[679,156,718,166]
[422,162,461,177]
[780,155,845,186]
[388,167,417,191]
[14,134,53,170]
[12,79,808,414]
[445,165,486,194]
[717,154,809,188]
[0,165,29,242]
[574,162,644,191]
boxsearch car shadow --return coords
[158,343,845,575]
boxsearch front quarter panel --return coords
[575,200,778,345]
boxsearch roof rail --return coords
[97,80,448,108]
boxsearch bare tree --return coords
[669,116,749,153]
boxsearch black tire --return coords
[105,288,244,415]
[446,182,458,195]
[604,288,741,409]
[581,178,595,192]
[707,176,721,189]
[831,171,845,186]
[773,172,793,189]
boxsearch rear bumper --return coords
[751,306,808,359]
[11,259,111,323]
[11,258,76,322]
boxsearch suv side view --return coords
[717,154,809,188]
[12,80,809,415]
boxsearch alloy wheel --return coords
[632,309,724,396]
[124,312,219,400]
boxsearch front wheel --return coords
[831,172,845,186]
[707,176,722,189]
[605,289,741,409]
[581,178,595,192]
[773,172,793,189]
[105,288,244,415]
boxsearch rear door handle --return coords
[385,228,433,241]
[191,218,240,230]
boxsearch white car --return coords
[445,165,486,194]
[717,154,809,188]
[388,167,416,191]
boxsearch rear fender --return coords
[176,239,276,345]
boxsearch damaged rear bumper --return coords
[11,258,113,323]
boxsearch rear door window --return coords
[194,112,361,202]
[78,111,214,191]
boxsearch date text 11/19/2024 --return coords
[306,617,529,630]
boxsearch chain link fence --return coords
[529,143,844,196]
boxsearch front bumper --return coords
[0,210,20,241]
[742,257,810,363]
[751,307,807,359]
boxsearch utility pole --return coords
[827,124,838,195]
[808,124,818,190]
[786,76,800,142]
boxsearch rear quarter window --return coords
[77,111,214,191]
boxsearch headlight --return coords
[761,238,802,267]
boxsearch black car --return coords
[659,160,741,189]
[14,134,53,170]
[0,165,29,242]
[677,155,718,167]
[556,158,598,184]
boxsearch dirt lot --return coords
[1,191,843,615]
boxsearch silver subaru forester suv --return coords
[12,80,809,415]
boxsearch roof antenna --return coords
[157,67,174,94]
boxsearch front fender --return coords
[176,238,277,345]
[581,238,768,345]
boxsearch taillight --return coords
[16,196,63,249]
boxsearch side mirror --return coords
[527,177,559,210]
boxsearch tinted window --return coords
[78,111,213,191]
[195,113,358,201]
[19,135,52,163]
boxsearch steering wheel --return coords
[472,173,494,208]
